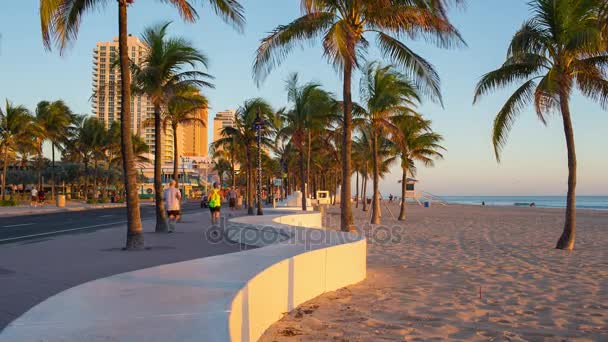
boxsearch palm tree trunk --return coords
[93,159,98,201]
[398,166,407,221]
[37,148,43,191]
[1,146,7,201]
[118,0,144,248]
[83,159,89,201]
[246,148,254,215]
[299,140,307,211]
[355,171,359,208]
[306,130,311,198]
[340,60,354,232]
[555,88,577,250]
[173,123,179,186]
[153,104,168,232]
[371,130,381,224]
[362,175,368,212]
[51,142,56,200]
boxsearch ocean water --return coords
[440,196,608,210]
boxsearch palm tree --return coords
[162,87,208,186]
[473,0,608,250]
[253,0,463,231]
[213,99,275,215]
[40,0,244,249]
[212,157,232,185]
[360,62,420,224]
[0,101,34,200]
[35,100,74,200]
[392,114,444,221]
[277,73,335,211]
[66,116,105,201]
[353,126,396,213]
[133,22,213,233]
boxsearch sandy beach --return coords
[260,203,608,341]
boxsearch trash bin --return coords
[424,201,431,208]
[56,195,66,208]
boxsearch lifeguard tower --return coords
[398,178,447,206]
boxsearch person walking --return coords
[30,187,38,207]
[207,182,223,225]
[228,187,237,212]
[163,180,182,233]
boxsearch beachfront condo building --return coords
[212,109,236,152]
[91,35,175,163]
[179,107,209,157]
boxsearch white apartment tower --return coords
[92,35,175,163]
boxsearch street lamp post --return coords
[253,108,264,216]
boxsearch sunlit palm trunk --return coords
[246,148,254,215]
[153,104,168,232]
[299,138,307,211]
[340,61,354,232]
[118,0,144,249]
[361,172,367,211]
[556,88,577,250]
[51,143,56,200]
[306,130,311,199]
[172,123,179,186]
[398,166,407,221]
[371,129,381,224]
[355,171,359,208]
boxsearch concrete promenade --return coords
[0,207,250,330]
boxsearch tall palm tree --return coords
[0,101,34,201]
[133,22,213,233]
[253,0,463,231]
[40,0,244,249]
[162,87,208,186]
[473,0,608,250]
[35,100,74,199]
[360,62,420,224]
[213,99,274,215]
[277,73,335,211]
[392,114,444,221]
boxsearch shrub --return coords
[0,199,17,207]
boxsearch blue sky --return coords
[0,0,606,195]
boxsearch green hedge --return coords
[0,199,17,207]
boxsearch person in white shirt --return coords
[163,180,182,232]
[30,187,38,207]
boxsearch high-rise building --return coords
[92,35,175,163]
[212,109,236,146]
[179,107,209,157]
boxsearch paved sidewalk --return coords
[0,209,249,330]
[0,200,156,216]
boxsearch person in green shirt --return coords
[207,182,223,225]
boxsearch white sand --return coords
[260,203,608,341]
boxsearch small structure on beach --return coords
[398,178,447,206]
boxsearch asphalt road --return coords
[0,201,204,244]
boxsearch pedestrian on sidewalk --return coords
[207,182,223,225]
[30,187,38,207]
[163,180,182,233]
[228,187,237,212]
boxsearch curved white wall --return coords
[0,210,366,342]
